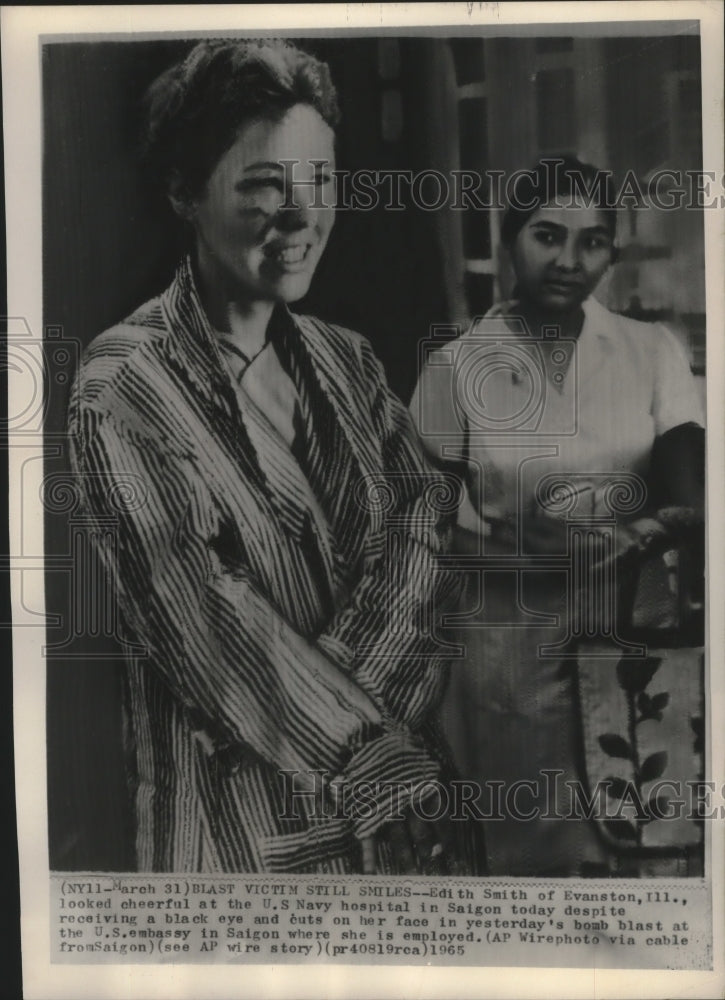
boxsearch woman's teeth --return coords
[273,245,307,264]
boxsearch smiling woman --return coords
[175,104,336,334]
[67,39,473,876]
[142,41,339,353]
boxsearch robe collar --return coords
[159,254,372,481]
[156,256,369,582]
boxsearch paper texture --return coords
[4,3,723,998]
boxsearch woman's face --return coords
[186,103,336,305]
[509,196,614,314]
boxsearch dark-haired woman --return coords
[68,39,468,875]
[412,157,704,876]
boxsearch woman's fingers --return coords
[433,815,457,855]
[360,816,468,877]
[407,813,462,875]
[388,820,417,874]
[407,812,437,866]
[434,816,468,875]
[360,836,377,874]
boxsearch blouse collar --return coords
[159,254,299,403]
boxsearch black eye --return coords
[236,177,284,194]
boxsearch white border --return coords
[4,3,724,998]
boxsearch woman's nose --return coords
[554,238,580,270]
[276,197,319,232]
[277,177,328,230]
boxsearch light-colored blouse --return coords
[411,296,703,532]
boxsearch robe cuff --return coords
[334,726,442,839]
[316,632,356,673]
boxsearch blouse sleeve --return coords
[651,324,704,436]
[408,345,467,467]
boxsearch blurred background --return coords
[43,24,705,870]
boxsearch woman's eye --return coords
[582,236,611,251]
[237,177,284,195]
[533,231,557,246]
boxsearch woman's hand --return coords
[587,512,701,575]
[360,835,378,875]
[359,810,464,875]
[524,512,680,565]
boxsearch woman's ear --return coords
[167,171,196,222]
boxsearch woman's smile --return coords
[262,238,316,272]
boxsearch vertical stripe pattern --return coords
[68,257,461,872]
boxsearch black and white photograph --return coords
[4,3,724,997]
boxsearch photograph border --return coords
[4,3,724,998]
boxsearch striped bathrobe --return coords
[68,258,460,873]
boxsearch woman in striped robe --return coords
[68,39,470,875]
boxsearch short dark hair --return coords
[141,38,340,200]
[501,156,618,247]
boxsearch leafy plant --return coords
[599,655,669,845]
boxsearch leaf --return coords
[615,780,649,820]
[616,656,662,694]
[598,733,632,760]
[605,776,631,800]
[650,692,670,712]
[604,818,638,841]
[640,750,668,783]
[637,692,652,715]
[647,793,672,821]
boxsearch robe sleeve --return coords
[305,338,465,835]
[69,402,390,772]
[317,338,462,726]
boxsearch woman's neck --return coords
[516,300,586,341]
[193,251,275,356]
